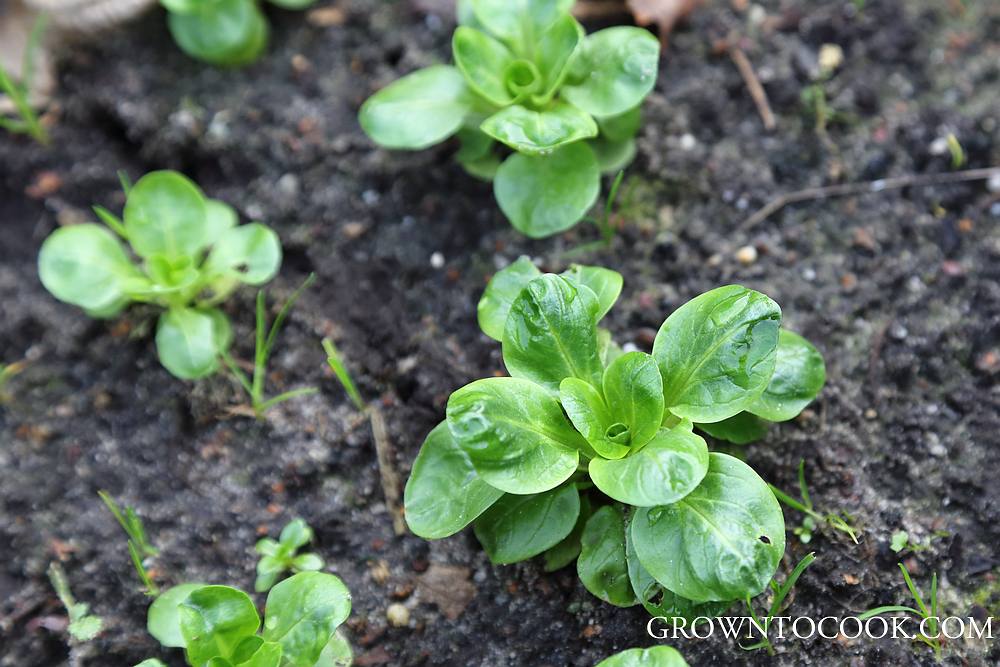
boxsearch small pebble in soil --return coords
[430,252,445,269]
[864,409,878,420]
[802,267,816,281]
[818,43,845,73]
[735,245,758,265]
[679,133,697,151]
[386,603,410,628]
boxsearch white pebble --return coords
[386,603,410,627]
[430,252,445,269]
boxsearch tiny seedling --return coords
[890,530,909,553]
[860,563,943,661]
[741,553,816,655]
[322,337,366,411]
[222,275,319,418]
[946,133,966,169]
[0,359,27,401]
[47,563,103,642]
[0,14,49,145]
[99,490,160,596]
[360,0,661,238]
[769,459,859,544]
[404,259,827,620]
[889,529,950,554]
[160,0,317,66]
[255,518,324,592]
[596,645,688,666]
[38,170,283,380]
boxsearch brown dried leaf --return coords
[416,564,476,620]
[626,0,702,46]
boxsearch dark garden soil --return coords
[1,0,999,665]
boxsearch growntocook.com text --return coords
[647,615,995,641]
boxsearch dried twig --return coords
[740,166,1000,230]
[368,404,406,536]
[728,41,776,131]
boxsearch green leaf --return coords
[598,327,624,366]
[263,572,352,667]
[481,103,597,155]
[456,128,500,181]
[502,274,603,393]
[477,256,542,341]
[204,199,238,244]
[696,412,770,445]
[559,377,630,460]
[590,425,708,507]
[653,285,781,423]
[204,223,282,285]
[473,484,580,564]
[166,0,268,66]
[315,630,353,667]
[233,640,282,667]
[469,0,573,48]
[625,525,730,622]
[68,614,103,641]
[534,14,584,99]
[597,107,642,143]
[292,554,323,572]
[494,141,600,238]
[591,136,637,174]
[279,519,313,549]
[134,660,169,667]
[602,351,664,449]
[148,583,207,648]
[562,27,660,117]
[38,223,140,312]
[452,27,515,106]
[595,646,689,667]
[156,307,227,380]
[631,453,785,602]
[403,421,504,539]
[543,494,591,571]
[180,586,260,664]
[747,330,826,422]
[268,0,317,8]
[577,505,637,607]
[359,66,471,150]
[446,377,582,494]
[560,264,622,321]
[123,171,210,260]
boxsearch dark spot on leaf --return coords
[759,535,771,544]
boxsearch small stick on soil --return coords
[728,41,776,131]
[369,404,406,536]
[741,166,1000,230]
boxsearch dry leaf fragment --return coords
[416,564,476,620]
[626,0,702,47]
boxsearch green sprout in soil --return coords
[860,563,943,661]
[160,0,317,67]
[404,259,826,621]
[0,14,49,145]
[255,518,324,593]
[222,274,319,418]
[0,360,27,402]
[38,170,283,380]
[769,459,860,544]
[360,0,660,239]
[47,563,103,642]
[889,528,950,554]
[322,337,366,412]
[946,133,966,169]
[741,552,816,655]
[99,490,160,596]
[596,645,688,666]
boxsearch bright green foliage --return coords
[161,0,315,66]
[48,563,104,642]
[403,259,826,618]
[359,0,660,238]
[0,14,49,145]
[255,519,325,593]
[38,170,282,380]
[147,572,351,667]
[596,646,688,667]
[860,563,944,660]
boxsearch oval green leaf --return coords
[631,453,785,602]
[233,640,282,667]
[315,630,352,667]
[596,646,689,667]
[562,27,660,117]
[578,505,637,607]
[446,377,582,494]
[167,0,268,66]
[148,583,207,648]
[597,106,642,143]
[696,412,770,445]
[452,26,515,106]
[156,307,226,380]
[38,223,139,312]
[502,274,603,393]
[589,425,708,507]
[473,484,579,564]
[494,141,600,238]
[747,329,826,422]
[470,0,573,47]
[481,103,597,155]
[560,264,622,322]
[359,66,471,150]
[559,377,629,459]
[180,585,260,665]
[476,256,541,341]
[653,285,781,423]
[603,351,664,449]
[534,14,584,99]
[204,223,282,285]
[404,422,504,539]
[263,572,351,667]
[543,493,591,571]
[123,170,210,260]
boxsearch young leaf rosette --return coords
[404,258,826,620]
[359,0,660,238]
[38,170,282,380]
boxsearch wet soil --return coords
[1,0,999,665]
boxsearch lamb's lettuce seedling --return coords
[596,646,688,667]
[254,519,324,592]
[360,0,660,238]
[160,0,317,66]
[48,563,104,642]
[38,170,282,380]
[404,258,826,620]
